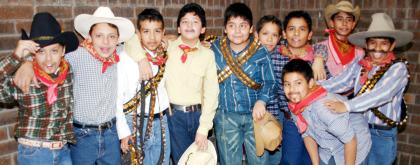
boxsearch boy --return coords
[13,7,135,164]
[117,8,171,165]
[282,59,371,165]
[322,13,413,165]
[211,3,276,164]
[0,12,78,164]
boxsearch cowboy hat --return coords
[74,6,135,43]
[254,112,282,157]
[178,140,217,165]
[324,1,360,23]
[21,12,78,53]
[348,13,414,48]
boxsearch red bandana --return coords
[80,39,119,73]
[279,44,314,62]
[145,45,167,66]
[33,59,69,105]
[178,44,198,63]
[288,86,328,133]
[326,29,355,65]
[358,52,395,84]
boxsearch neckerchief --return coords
[326,29,355,65]
[288,86,327,133]
[358,52,395,84]
[33,59,69,105]
[279,44,314,62]
[80,39,119,73]
[145,45,167,66]
[178,44,198,63]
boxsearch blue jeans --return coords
[280,118,311,165]
[167,108,201,164]
[214,111,268,165]
[126,114,171,165]
[70,124,121,165]
[268,115,283,165]
[366,127,397,165]
[18,144,72,165]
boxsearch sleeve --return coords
[197,51,220,136]
[319,60,359,93]
[0,54,23,103]
[257,51,277,104]
[116,52,133,139]
[313,43,328,60]
[346,63,408,113]
[124,34,147,62]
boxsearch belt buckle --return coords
[50,142,63,150]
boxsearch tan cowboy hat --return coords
[254,112,282,157]
[348,13,414,48]
[324,1,360,23]
[74,6,135,43]
[178,140,217,165]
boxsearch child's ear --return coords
[307,31,313,41]
[327,20,335,29]
[249,25,254,34]
[309,78,315,88]
[200,27,206,34]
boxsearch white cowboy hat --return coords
[178,140,217,165]
[74,6,135,43]
[324,1,360,23]
[348,13,413,48]
[254,112,282,157]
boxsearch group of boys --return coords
[0,0,413,165]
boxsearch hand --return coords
[324,99,348,113]
[194,133,208,151]
[13,62,39,94]
[252,100,266,121]
[120,135,131,154]
[312,56,326,81]
[200,40,211,48]
[14,40,39,59]
[138,58,153,80]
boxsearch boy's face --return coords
[256,22,281,52]
[283,72,314,103]
[177,12,205,42]
[88,23,119,58]
[224,16,253,46]
[139,20,164,51]
[328,12,356,38]
[35,43,65,74]
[366,38,396,64]
[283,17,312,49]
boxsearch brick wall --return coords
[0,0,419,165]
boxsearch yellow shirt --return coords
[124,35,219,136]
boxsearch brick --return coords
[398,153,411,165]
[0,140,17,155]
[0,36,19,52]
[0,127,7,141]
[407,84,420,93]
[111,7,134,18]
[405,124,420,135]
[408,104,420,115]
[0,22,15,34]
[412,155,420,165]
[74,6,98,16]
[398,133,408,142]
[408,134,420,145]
[0,6,33,20]
[162,7,179,17]
[35,0,60,5]
[0,156,13,165]
[0,110,17,126]
[7,125,15,139]
[36,6,72,19]
[15,21,31,35]
[416,95,420,104]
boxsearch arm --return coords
[0,54,23,103]
[254,52,277,120]
[303,136,320,165]
[319,60,359,93]
[344,136,357,165]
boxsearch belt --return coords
[138,109,167,119]
[170,103,201,112]
[369,124,393,130]
[73,118,116,130]
[18,138,66,150]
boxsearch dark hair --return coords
[256,15,282,33]
[137,8,164,30]
[177,3,206,27]
[331,12,355,22]
[224,3,253,26]
[283,10,312,32]
[282,59,313,83]
[89,23,119,36]
[366,37,395,45]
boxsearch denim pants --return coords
[280,118,311,165]
[167,108,201,164]
[366,127,397,165]
[126,114,171,165]
[214,111,268,165]
[18,143,72,165]
[267,114,284,165]
[70,124,121,165]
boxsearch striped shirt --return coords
[294,93,371,165]
[0,54,75,143]
[211,37,276,113]
[320,58,408,125]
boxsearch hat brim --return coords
[74,14,135,43]
[325,4,360,24]
[254,119,265,157]
[178,140,217,165]
[348,30,413,48]
[21,30,79,54]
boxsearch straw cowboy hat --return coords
[324,1,360,23]
[178,140,217,165]
[254,112,282,157]
[348,13,414,48]
[22,12,78,53]
[74,6,135,43]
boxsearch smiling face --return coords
[224,16,253,49]
[34,43,65,74]
[283,72,314,103]
[89,23,119,58]
[139,20,164,51]
[366,37,396,64]
[256,22,281,52]
[283,17,312,49]
[177,12,205,45]
[328,12,356,40]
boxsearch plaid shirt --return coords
[0,54,75,143]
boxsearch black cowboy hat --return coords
[21,12,78,53]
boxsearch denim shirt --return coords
[211,37,277,113]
